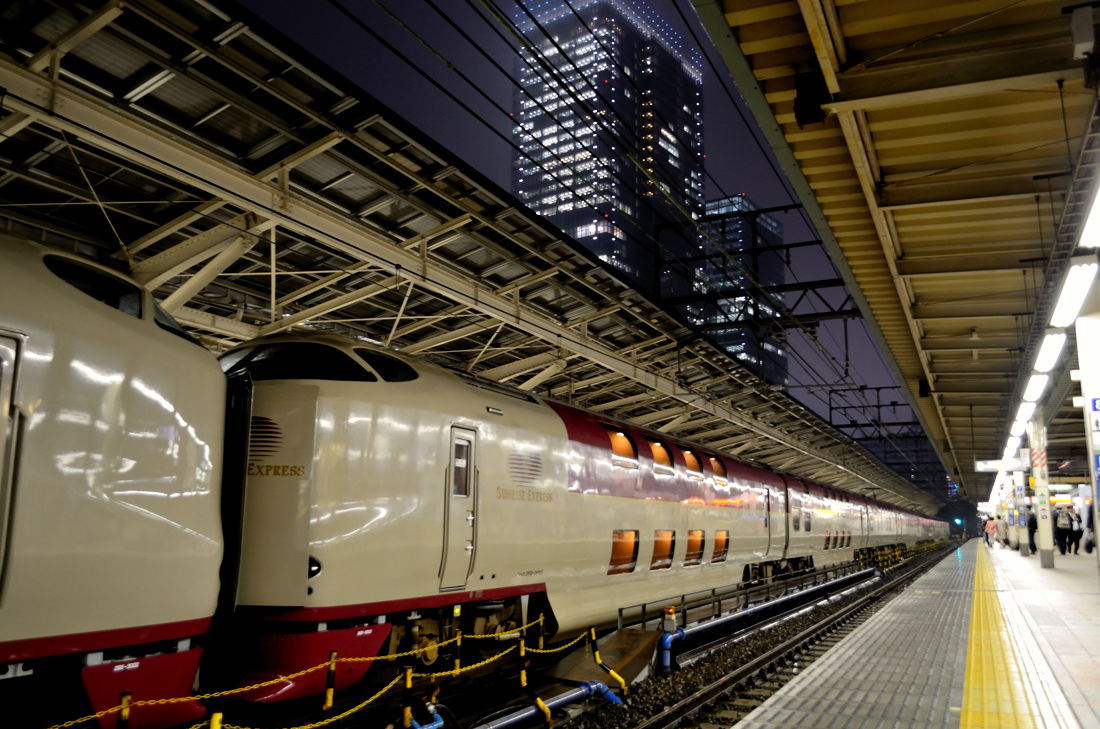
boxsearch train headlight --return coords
[308,556,322,579]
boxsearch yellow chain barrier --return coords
[41,621,542,729]
[525,630,587,655]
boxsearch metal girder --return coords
[26,0,124,73]
[161,231,260,313]
[174,305,261,340]
[517,359,569,391]
[260,275,403,335]
[826,38,1080,114]
[896,253,1037,277]
[878,176,1070,210]
[479,351,564,383]
[131,213,275,289]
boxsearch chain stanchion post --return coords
[210,712,223,729]
[323,650,337,710]
[403,667,414,728]
[536,696,553,728]
[538,614,545,650]
[118,693,132,729]
[454,628,462,674]
[519,633,527,689]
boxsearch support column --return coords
[1028,407,1055,568]
[1075,284,1100,579]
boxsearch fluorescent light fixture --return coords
[1049,259,1099,327]
[1080,192,1100,247]
[1033,331,1067,373]
[1015,401,1037,423]
[1023,373,1049,402]
[1003,436,1021,459]
[1009,419,1027,437]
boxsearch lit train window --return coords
[648,440,674,475]
[354,348,419,382]
[684,530,704,567]
[44,256,142,319]
[682,449,703,481]
[712,531,728,563]
[792,507,801,532]
[650,530,674,570]
[804,508,812,532]
[708,456,727,486]
[832,532,840,549]
[603,426,639,468]
[221,342,378,381]
[608,529,639,575]
[452,438,471,497]
[823,531,831,550]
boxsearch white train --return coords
[220,330,947,701]
[0,237,947,725]
[0,237,225,728]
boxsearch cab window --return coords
[222,342,378,381]
[44,255,142,319]
[354,348,419,382]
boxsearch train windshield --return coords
[221,342,379,381]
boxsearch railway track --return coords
[559,545,955,729]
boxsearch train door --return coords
[0,336,17,592]
[860,504,868,548]
[440,426,477,591]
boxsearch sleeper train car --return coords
[0,237,226,728]
[0,236,947,726]
[220,330,948,701]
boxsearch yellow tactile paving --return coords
[963,546,1079,729]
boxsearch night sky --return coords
[233,0,925,463]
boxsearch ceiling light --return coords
[1050,258,1099,327]
[1033,331,1067,373]
[1079,190,1100,247]
[1003,435,1021,459]
[1015,401,1037,423]
[1010,420,1027,437]
[1023,373,1049,402]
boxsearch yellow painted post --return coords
[210,713,223,729]
[455,629,463,673]
[520,636,527,688]
[538,614,545,651]
[403,667,413,728]
[323,650,337,710]
[118,693,131,729]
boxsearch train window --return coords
[832,532,840,549]
[648,441,674,475]
[221,342,378,381]
[792,507,801,531]
[608,530,639,575]
[684,530,704,567]
[712,531,729,563]
[603,427,639,468]
[44,256,142,319]
[650,530,674,570]
[682,449,703,481]
[823,531,831,550]
[452,437,471,497]
[804,508,812,532]
[707,456,727,486]
[354,348,419,382]
[152,302,203,346]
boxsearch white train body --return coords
[224,332,948,699]
[0,238,225,728]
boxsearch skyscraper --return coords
[511,0,704,287]
[699,195,788,384]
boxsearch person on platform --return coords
[1068,508,1084,555]
[984,516,995,547]
[1054,506,1073,555]
[1027,506,1038,554]
[994,514,1008,548]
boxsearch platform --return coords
[734,539,1100,729]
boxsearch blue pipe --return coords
[656,567,877,672]
[411,713,445,729]
[469,681,621,729]
[658,628,685,673]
